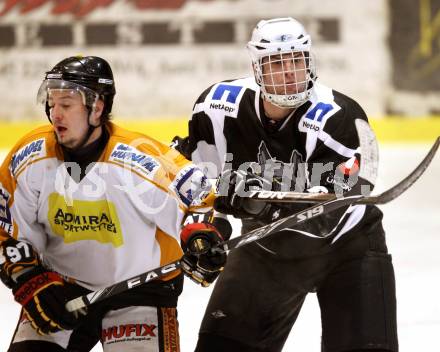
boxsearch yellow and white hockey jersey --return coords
[0,122,215,290]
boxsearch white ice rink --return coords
[0,143,439,351]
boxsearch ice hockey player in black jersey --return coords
[173,17,398,352]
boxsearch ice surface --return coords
[0,143,438,351]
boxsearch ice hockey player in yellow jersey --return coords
[0,56,225,352]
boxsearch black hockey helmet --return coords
[37,55,116,122]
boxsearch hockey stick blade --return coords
[246,136,439,205]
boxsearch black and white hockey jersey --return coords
[176,77,385,258]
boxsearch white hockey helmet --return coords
[247,17,317,108]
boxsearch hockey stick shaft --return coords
[66,261,182,312]
[66,192,364,312]
[213,138,440,252]
[246,136,439,205]
[215,194,363,253]
[66,137,438,312]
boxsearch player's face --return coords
[261,52,307,95]
[48,89,101,149]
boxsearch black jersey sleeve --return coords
[307,95,372,195]
[301,95,378,238]
[172,85,225,179]
[172,88,211,158]
[171,111,216,159]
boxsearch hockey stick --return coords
[66,135,438,312]
[65,261,182,313]
[246,136,439,205]
[66,193,363,313]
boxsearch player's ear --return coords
[96,99,104,114]
[90,99,104,126]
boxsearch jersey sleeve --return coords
[0,145,48,253]
[308,98,373,195]
[173,86,225,179]
[302,98,377,238]
[131,138,216,240]
[0,150,15,242]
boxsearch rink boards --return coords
[0,116,439,151]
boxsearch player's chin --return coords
[58,136,76,149]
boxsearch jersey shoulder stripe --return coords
[190,77,258,168]
[300,82,365,159]
[104,122,214,211]
[194,77,257,118]
[301,82,342,130]
[3,125,60,178]
[105,122,190,179]
[0,125,57,239]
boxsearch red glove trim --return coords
[14,272,64,306]
[180,222,223,244]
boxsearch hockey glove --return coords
[170,135,191,159]
[214,169,272,219]
[0,238,83,334]
[12,266,84,334]
[180,222,226,287]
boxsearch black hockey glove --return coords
[214,169,272,219]
[0,238,83,335]
[12,266,84,334]
[180,222,226,287]
[171,135,191,159]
